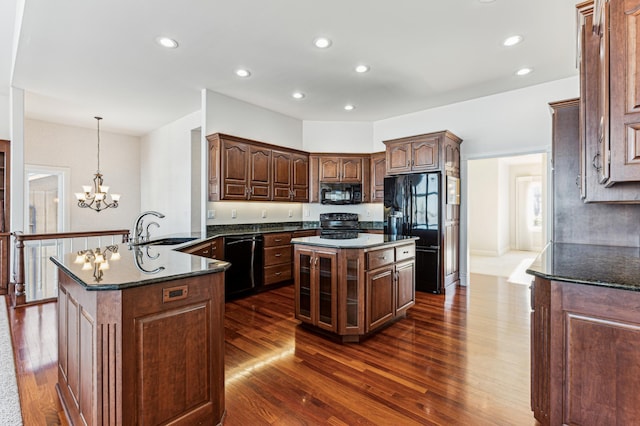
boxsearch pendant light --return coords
[75,117,120,212]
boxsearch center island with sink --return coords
[51,238,230,426]
[291,233,418,342]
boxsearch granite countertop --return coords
[51,242,230,291]
[291,234,418,249]
[526,242,640,292]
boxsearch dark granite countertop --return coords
[291,234,418,249]
[51,242,230,291]
[526,243,640,291]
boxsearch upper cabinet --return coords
[309,154,370,202]
[318,156,363,183]
[578,0,640,202]
[207,134,308,202]
[384,134,440,174]
[383,131,461,177]
[272,150,309,202]
[370,152,386,203]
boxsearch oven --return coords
[319,212,360,239]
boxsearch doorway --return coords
[467,153,547,284]
[24,165,70,301]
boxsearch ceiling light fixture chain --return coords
[75,116,121,212]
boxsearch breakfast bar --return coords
[51,242,230,426]
[291,233,418,342]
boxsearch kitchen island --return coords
[51,242,230,426]
[291,234,418,342]
[527,243,640,425]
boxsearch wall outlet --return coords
[261,209,267,218]
[288,209,292,218]
[207,209,215,219]
[231,209,237,219]
[366,209,371,218]
[304,208,310,217]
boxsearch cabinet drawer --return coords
[264,246,292,265]
[367,248,394,270]
[264,232,292,247]
[264,263,292,285]
[395,244,415,262]
[292,229,318,238]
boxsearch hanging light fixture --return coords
[75,117,120,212]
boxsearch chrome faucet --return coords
[131,211,165,245]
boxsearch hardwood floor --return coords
[7,274,537,425]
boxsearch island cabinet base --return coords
[56,270,225,426]
[294,240,416,342]
[531,277,640,425]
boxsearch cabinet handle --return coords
[314,257,319,266]
[275,272,282,276]
[402,250,409,254]
[379,255,386,260]
[592,153,602,172]
[575,175,580,188]
[274,238,282,242]
[275,253,282,257]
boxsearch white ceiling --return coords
[2,0,579,136]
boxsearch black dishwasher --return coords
[223,234,264,300]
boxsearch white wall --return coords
[509,160,545,251]
[140,111,200,234]
[498,158,510,254]
[468,158,501,256]
[24,119,140,232]
[204,90,302,150]
[303,121,373,152]
[0,94,9,139]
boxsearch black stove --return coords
[319,213,360,239]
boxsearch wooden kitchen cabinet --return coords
[383,131,462,177]
[531,276,640,425]
[179,237,223,260]
[579,0,640,196]
[56,266,226,425]
[369,151,386,203]
[220,137,271,200]
[208,133,308,202]
[365,245,415,332]
[273,150,309,202]
[263,232,293,286]
[294,240,415,342]
[309,154,370,202]
[294,247,338,332]
[318,156,363,183]
[385,135,439,174]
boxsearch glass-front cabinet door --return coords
[295,248,314,322]
[315,251,337,331]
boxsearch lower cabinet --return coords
[294,241,415,342]
[531,277,640,425]
[56,269,225,425]
[179,237,223,259]
[263,232,293,286]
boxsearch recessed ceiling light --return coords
[235,69,251,78]
[155,37,178,49]
[292,92,305,99]
[313,37,332,49]
[355,65,370,73]
[503,35,523,47]
[516,67,532,76]
[344,104,355,111]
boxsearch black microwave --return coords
[320,183,362,205]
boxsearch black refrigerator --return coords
[384,173,441,294]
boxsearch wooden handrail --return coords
[11,229,130,308]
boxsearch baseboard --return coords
[470,249,500,257]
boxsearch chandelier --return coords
[75,116,120,212]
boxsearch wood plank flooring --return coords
[7,274,537,425]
